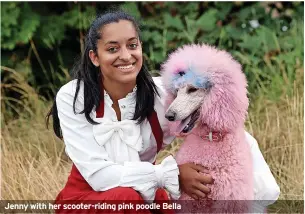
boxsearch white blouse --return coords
[56,77,280,204]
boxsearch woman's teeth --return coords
[117,64,133,69]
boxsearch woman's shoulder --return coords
[56,79,85,105]
[57,79,84,97]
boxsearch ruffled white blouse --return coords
[56,77,280,204]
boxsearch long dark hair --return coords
[46,10,159,139]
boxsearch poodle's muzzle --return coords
[165,85,210,133]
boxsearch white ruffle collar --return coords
[104,85,137,103]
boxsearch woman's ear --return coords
[89,50,100,67]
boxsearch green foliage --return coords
[1,2,40,50]
[132,2,303,68]
[35,4,95,49]
[121,2,141,19]
[1,2,304,119]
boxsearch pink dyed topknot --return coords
[161,44,249,132]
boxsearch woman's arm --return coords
[245,131,281,205]
[56,81,180,202]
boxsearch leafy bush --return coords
[1,2,303,119]
[1,2,40,50]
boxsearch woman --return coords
[47,10,280,213]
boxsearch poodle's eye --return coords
[178,71,185,76]
[187,87,198,93]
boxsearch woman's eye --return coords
[187,87,198,93]
[108,47,118,53]
[129,43,138,49]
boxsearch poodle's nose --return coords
[165,111,176,121]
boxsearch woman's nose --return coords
[119,47,132,61]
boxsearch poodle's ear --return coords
[164,92,182,136]
[199,74,249,133]
[164,92,175,110]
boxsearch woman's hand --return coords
[178,163,213,200]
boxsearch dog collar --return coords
[200,131,224,142]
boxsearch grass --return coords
[1,65,303,213]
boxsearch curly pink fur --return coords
[161,44,254,213]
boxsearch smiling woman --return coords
[88,19,143,121]
[45,10,186,214]
[89,20,142,86]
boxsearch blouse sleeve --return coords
[56,81,180,202]
[245,131,281,205]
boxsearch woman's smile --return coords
[114,62,137,73]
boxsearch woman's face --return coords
[89,20,143,85]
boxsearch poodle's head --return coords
[161,44,249,134]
